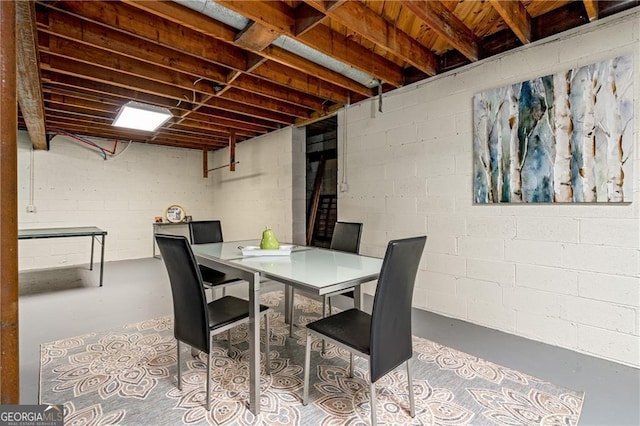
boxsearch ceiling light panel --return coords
[112,101,172,132]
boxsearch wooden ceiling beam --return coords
[198,96,294,125]
[47,1,248,71]
[16,1,48,150]
[260,45,371,98]
[291,0,348,36]
[47,122,228,150]
[42,74,280,131]
[305,0,439,75]
[183,110,276,132]
[582,0,599,21]
[40,48,203,103]
[156,129,233,145]
[41,35,310,119]
[222,88,310,119]
[295,102,344,127]
[41,54,296,125]
[121,0,238,42]
[47,107,256,141]
[46,93,117,114]
[488,0,532,44]
[40,11,330,110]
[173,121,258,139]
[46,104,248,140]
[294,2,328,36]
[42,36,222,98]
[44,98,259,138]
[216,0,295,34]
[401,0,480,62]
[41,72,187,111]
[43,84,122,106]
[235,22,280,51]
[231,74,328,110]
[39,4,344,108]
[45,110,119,127]
[216,0,403,87]
[296,25,403,87]
[46,117,150,139]
[151,137,229,150]
[46,115,231,147]
[38,8,229,85]
[123,0,373,95]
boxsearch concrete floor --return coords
[19,258,640,425]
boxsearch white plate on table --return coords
[240,245,295,256]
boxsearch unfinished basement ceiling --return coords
[17,0,640,151]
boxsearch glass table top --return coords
[191,240,383,292]
[18,226,107,239]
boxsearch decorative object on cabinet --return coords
[165,205,186,223]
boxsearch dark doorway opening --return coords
[305,116,337,247]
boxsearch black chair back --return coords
[370,236,426,382]
[330,222,363,254]
[189,220,224,245]
[155,234,210,354]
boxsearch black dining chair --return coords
[189,220,243,298]
[155,234,271,411]
[303,236,427,425]
[289,222,363,337]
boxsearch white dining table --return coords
[191,239,383,415]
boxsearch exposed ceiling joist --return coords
[123,0,370,96]
[582,0,600,21]
[488,0,532,45]
[235,22,279,51]
[16,0,47,150]
[15,0,637,152]
[402,0,480,61]
[217,0,404,86]
[304,0,439,76]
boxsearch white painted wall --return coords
[208,126,305,244]
[337,10,640,367]
[17,131,216,269]
[17,124,303,270]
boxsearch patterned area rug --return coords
[40,291,584,425]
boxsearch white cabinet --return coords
[152,222,190,258]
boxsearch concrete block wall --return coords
[17,131,216,269]
[208,127,304,244]
[337,10,640,367]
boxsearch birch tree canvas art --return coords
[473,55,633,203]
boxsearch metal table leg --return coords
[90,234,95,270]
[248,271,261,415]
[354,284,362,310]
[284,285,292,324]
[99,234,105,287]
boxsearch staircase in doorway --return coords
[311,194,336,247]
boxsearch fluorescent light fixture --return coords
[112,101,172,132]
